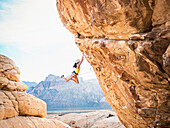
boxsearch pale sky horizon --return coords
[0,0,96,83]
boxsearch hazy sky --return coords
[0,0,96,82]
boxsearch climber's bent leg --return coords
[72,75,79,84]
[62,75,74,82]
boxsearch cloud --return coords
[0,0,74,52]
[0,0,96,82]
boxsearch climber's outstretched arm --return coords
[77,53,84,68]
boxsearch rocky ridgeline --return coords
[0,55,70,128]
[57,0,170,127]
[27,74,111,110]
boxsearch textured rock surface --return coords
[57,0,170,128]
[76,35,169,128]
[152,0,170,27]
[0,90,46,119]
[57,0,153,39]
[47,110,124,128]
[0,55,27,91]
[0,116,71,128]
[0,55,46,119]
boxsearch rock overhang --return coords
[56,0,170,127]
[56,0,154,40]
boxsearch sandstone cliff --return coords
[56,0,170,128]
[0,55,70,128]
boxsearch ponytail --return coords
[73,63,77,68]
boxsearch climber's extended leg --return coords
[71,75,79,84]
[61,74,79,84]
[61,75,74,82]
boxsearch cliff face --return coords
[0,55,70,128]
[56,0,170,128]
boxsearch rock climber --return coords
[61,53,84,84]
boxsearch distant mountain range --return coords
[22,81,37,88]
[24,74,111,111]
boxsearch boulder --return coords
[0,90,46,119]
[0,55,27,91]
[0,55,46,126]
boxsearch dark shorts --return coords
[72,71,78,76]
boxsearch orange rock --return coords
[75,37,169,128]
[0,90,47,119]
[0,55,47,120]
[0,55,27,91]
[56,1,170,127]
[56,0,153,39]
